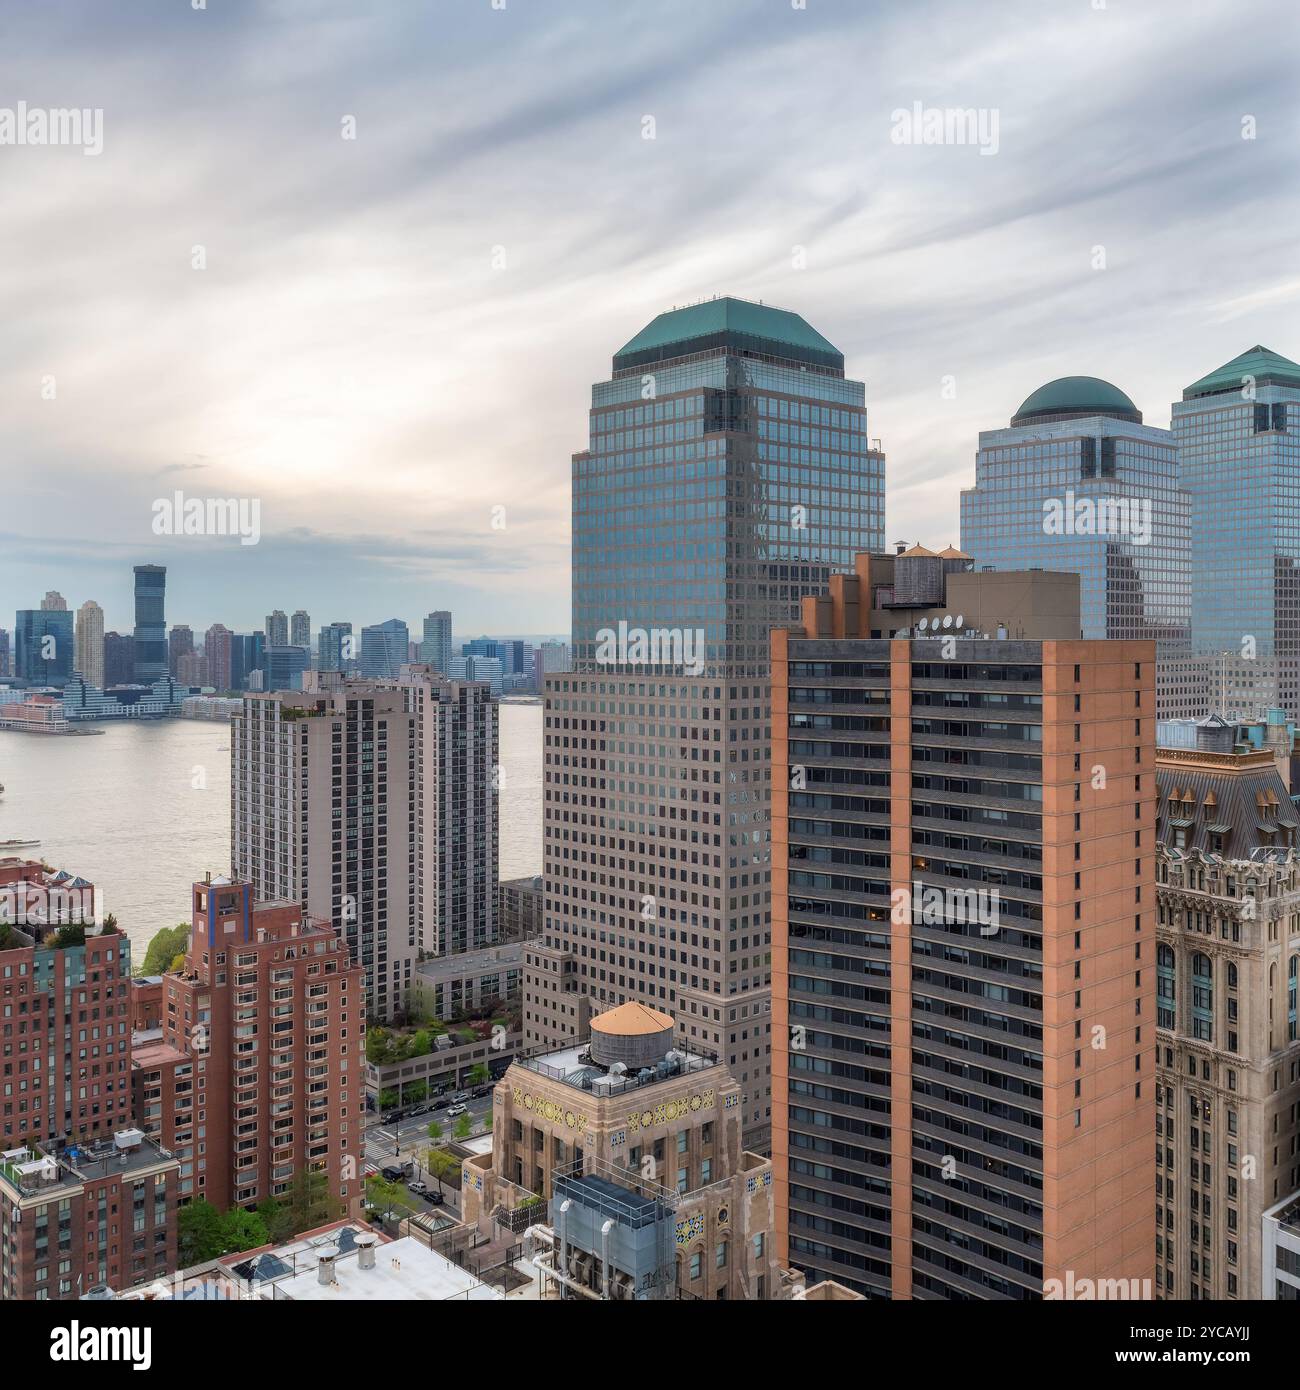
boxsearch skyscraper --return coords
[232,678,414,1018]
[168,623,194,677]
[14,607,74,686]
[228,632,266,691]
[959,376,1190,689]
[230,667,498,1019]
[102,631,135,686]
[203,623,233,691]
[290,609,311,648]
[524,296,886,1150]
[0,628,10,678]
[74,599,104,688]
[1171,346,1300,720]
[40,591,67,611]
[360,618,409,679]
[265,609,289,647]
[318,621,354,672]
[265,644,309,691]
[132,564,167,683]
[770,574,1156,1298]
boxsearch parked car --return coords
[431,1098,451,1111]
[446,1104,468,1118]
[381,1112,400,1125]
[425,1191,445,1206]
[411,1103,430,1116]
[380,1165,404,1182]
[407,1179,428,1195]
[471,1085,492,1098]
[451,1091,469,1103]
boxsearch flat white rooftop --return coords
[273,1236,503,1302]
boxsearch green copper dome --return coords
[1012,376,1141,427]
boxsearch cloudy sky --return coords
[2,0,1297,636]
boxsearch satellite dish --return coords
[942,615,953,629]
[918,617,929,631]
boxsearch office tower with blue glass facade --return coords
[361,618,409,679]
[318,621,354,672]
[14,607,75,685]
[524,296,886,1150]
[419,611,452,674]
[1170,346,1300,720]
[228,632,266,691]
[960,377,1190,712]
[265,645,309,691]
[132,564,167,683]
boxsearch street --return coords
[361,1094,495,1219]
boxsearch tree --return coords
[220,1207,269,1254]
[425,1148,460,1195]
[177,1200,227,1264]
[453,1112,472,1141]
[378,1089,399,1112]
[405,1080,428,1105]
[365,1175,412,1227]
[257,1196,296,1246]
[482,1112,493,1132]
[284,1167,341,1235]
[427,1120,444,1145]
[467,1063,489,1086]
[136,922,190,976]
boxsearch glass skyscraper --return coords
[1172,345,1300,718]
[318,621,354,672]
[14,607,74,685]
[360,618,409,679]
[132,564,167,683]
[419,610,452,674]
[526,296,885,1150]
[960,377,1190,700]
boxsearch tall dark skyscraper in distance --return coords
[132,564,167,684]
[525,296,886,1149]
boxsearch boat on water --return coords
[0,838,40,849]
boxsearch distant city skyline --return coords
[2,0,1297,631]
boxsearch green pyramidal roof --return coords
[613,297,843,371]
[1183,345,1300,400]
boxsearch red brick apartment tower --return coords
[0,858,132,1146]
[146,878,365,1216]
[772,563,1154,1298]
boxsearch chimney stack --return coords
[356,1232,378,1270]
[317,1246,339,1286]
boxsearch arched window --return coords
[1157,944,1176,1031]
[1191,953,1213,1043]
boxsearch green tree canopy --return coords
[136,922,190,976]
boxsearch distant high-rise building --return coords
[525,296,886,1152]
[419,611,452,674]
[102,631,135,686]
[132,564,167,683]
[133,878,363,1217]
[0,628,10,678]
[1170,346,1300,720]
[177,650,207,686]
[290,609,311,648]
[265,645,309,691]
[317,621,353,672]
[14,607,74,686]
[360,618,409,679]
[462,637,501,661]
[265,609,289,647]
[770,577,1156,1299]
[168,623,195,676]
[203,623,233,691]
[40,591,67,611]
[534,640,570,677]
[450,653,503,696]
[959,375,1191,703]
[228,632,266,691]
[74,599,104,688]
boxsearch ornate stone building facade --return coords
[1155,744,1300,1299]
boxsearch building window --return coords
[1157,944,1176,1030]
[1191,953,1213,1043]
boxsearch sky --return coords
[2,0,1298,636]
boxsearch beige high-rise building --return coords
[461,1002,804,1300]
[40,590,67,611]
[231,665,498,1020]
[75,598,104,688]
[1155,741,1300,1300]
